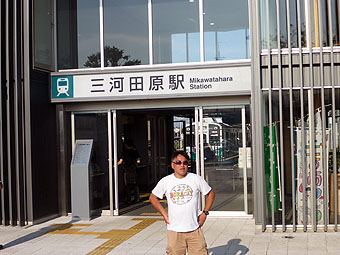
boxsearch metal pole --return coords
[296,0,307,232]
[113,110,119,215]
[265,0,275,232]
[6,0,13,225]
[99,0,104,69]
[148,0,153,65]
[317,0,328,231]
[71,113,75,155]
[242,106,248,213]
[0,0,4,226]
[286,0,297,232]
[306,0,317,232]
[253,0,267,232]
[327,0,337,231]
[23,0,33,224]
[199,0,204,62]
[276,0,286,231]
[199,107,205,210]
[108,111,113,216]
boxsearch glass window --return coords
[260,0,303,49]
[260,0,278,50]
[57,0,77,70]
[259,0,340,50]
[77,0,101,68]
[74,113,111,211]
[289,0,299,48]
[152,0,200,64]
[204,0,250,61]
[330,0,340,46]
[203,107,252,213]
[34,0,53,70]
[104,0,149,66]
[57,0,253,69]
[57,0,100,69]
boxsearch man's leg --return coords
[186,228,208,255]
[132,183,140,202]
[166,230,186,255]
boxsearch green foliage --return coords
[84,46,141,68]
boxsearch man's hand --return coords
[198,213,207,227]
[149,193,170,225]
[0,182,3,190]
[198,189,215,227]
[163,212,170,225]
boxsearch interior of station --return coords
[73,106,252,217]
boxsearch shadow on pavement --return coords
[2,218,80,249]
[209,238,249,255]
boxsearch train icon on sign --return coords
[57,78,70,96]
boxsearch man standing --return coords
[118,139,141,203]
[0,181,3,250]
[149,151,215,255]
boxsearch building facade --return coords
[1,0,340,232]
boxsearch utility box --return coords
[71,139,93,221]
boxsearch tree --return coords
[84,45,141,68]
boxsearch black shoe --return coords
[0,244,3,250]
[132,198,140,203]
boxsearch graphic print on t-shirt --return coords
[170,184,193,205]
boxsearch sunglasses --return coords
[173,160,189,166]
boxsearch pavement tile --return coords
[2,216,340,254]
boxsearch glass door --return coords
[197,106,252,216]
[112,108,196,216]
[72,111,115,216]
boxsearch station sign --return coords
[50,65,251,102]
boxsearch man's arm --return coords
[117,159,123,165]
[198,189,215,227]
[149,193,170,224]
[0,182,3,190]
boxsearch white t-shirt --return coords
[152,172,212,232]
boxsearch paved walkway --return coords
[0,215,340,254]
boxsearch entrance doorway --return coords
[72,112,112,215]
[116,108,196,215]
[200,106,252,216]
[71,105,252,217]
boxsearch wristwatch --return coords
[203,210,209,215]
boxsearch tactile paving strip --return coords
[46,218,163,255]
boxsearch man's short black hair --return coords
[171,150,189,161]
[124,138,134,147]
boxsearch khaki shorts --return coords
[166,227,208,255]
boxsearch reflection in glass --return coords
[330,0,340,46]
[77,0,101,68]
[245,105,252,214]
[204,0,250,61]
[260,0,280,49]
[259,0,340,49]
[171,34,187,63]
[153,0,200,64]
[34,0,52,68]
[203,107,252,212]
[174,115,196,173]
[104,0,148,66]
[74,113,110,212]
[57,0,77,70]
